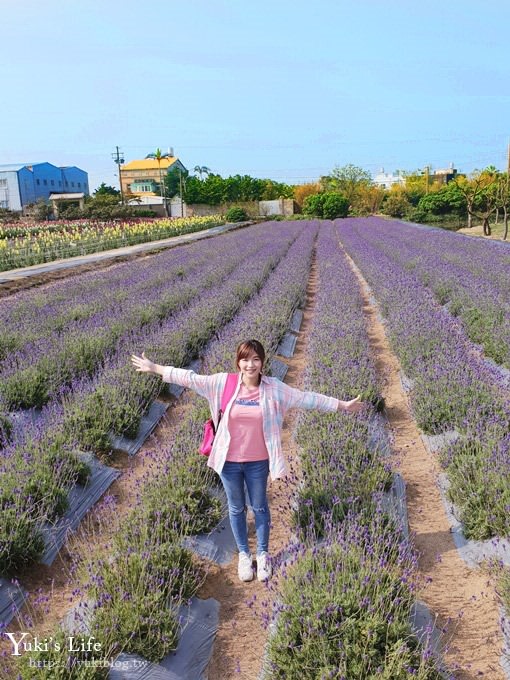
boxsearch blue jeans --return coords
[220,459,270,555]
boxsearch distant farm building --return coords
[121,152,187,198]
[0,162,89,212]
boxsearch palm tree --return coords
[193,165,211,180]
[155,147,169,216]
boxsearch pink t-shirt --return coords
[226,384,269,462]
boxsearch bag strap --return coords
[220,373,239,413]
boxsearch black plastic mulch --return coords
[276,332,297,358]
[40,452,120,566]
[109,401,169,456]
[0,578,27,627]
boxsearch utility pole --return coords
[179,169,186,217]
[111,146,125,204]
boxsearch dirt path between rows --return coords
[341,245,505,679]
[201,255,319,680]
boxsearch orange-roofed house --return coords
[121,152,187,198]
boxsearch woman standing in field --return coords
[131,339,364,582]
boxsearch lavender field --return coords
[2,217,509,678]
[335,217,510,541]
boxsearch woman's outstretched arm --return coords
[131,352,165,376]
[130,352,226,402]
[279,381,365,414]
[337,395,364,413]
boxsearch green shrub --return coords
[225,206,248,222]
[303,192,349,218]
[322,192,349,219]
[381,192,413,218]
[0,412,12,444]
[0,507,45,573]
[303,193,325,217]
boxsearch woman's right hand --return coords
[130,351,155,374]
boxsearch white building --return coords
[372,168,406,189]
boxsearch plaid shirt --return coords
[162,367,339,480]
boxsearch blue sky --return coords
[1,0,509,191]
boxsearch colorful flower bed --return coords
[335,217,510,541]
[263,222,446,679]
[0,215,224,271]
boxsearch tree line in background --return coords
[2,162,508,240]
[164,168,294,204]
[297,163,509,238]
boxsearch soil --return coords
[457,224,509,241]
[341,245,506,679]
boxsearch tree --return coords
[177,172,293,206]
[165,168,189,198]
[33,198,52,221]
[302,192,348,218]
[403,171,428,203]
[193,165,211,179]
[494,172,510,240]
[381,190,413,218]
[322,193,349,219]
[94,183,120,197]
[294,183,321,210]
[303,193,325,217]
[416,182,467,217]
[356,185,386,215]
[453,168,499,234]
[321,164,372,203]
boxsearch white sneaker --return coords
[238,552,254,581]
[257,551,272,581]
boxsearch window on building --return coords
[59,181,62,186]
[36,179,40,185]
[43,179,47,186]
[71,182,75,187]
[51,180,55,186]
[65,181,69,187]
[78,182,81,188]
[0,179,7,187]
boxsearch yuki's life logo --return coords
[5,632,102,655]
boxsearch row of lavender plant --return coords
[262,221,445,679]
[334,218,510,541]
[356,217,510,369]
[60,222,301,451]
[7,222,319,677]
[0,231,222,365]
[0,222,304,576]
[0,228,266,410]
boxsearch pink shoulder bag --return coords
[199,373,238,456]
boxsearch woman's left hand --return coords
[340,395,365,413]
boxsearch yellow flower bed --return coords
[0,216,224,271]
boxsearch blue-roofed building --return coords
[0,162,89,212]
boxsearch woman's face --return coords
[238,350,262,378]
